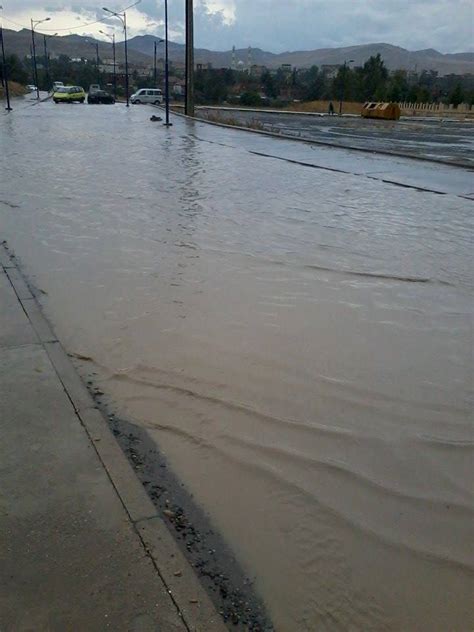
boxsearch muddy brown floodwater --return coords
[1,102,473,631]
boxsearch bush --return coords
[449,83,464,108]
[240,91,262,107]
[271,98,290,108]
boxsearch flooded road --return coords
[1,102,473,631]
[198,107,474,167]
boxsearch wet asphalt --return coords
[197,107,474,167]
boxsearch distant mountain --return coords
[1,28,152,65]
[448,52,474,62]
[3,28,473,76]
[126,35,274,68]
[127,37,474,76]
[269,43,474,75]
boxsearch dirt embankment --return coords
[285,100,363,115]
[285,99,474,119]
[0,81,28,98]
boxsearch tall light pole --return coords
[100,30,116,98]
[163,0,171,126]
[43,32,57,90]
[31,16,51,99]
[339,58,354,116]
[152,38,164,86]
[185,0,194,116]
[0,21,12,111]
[95,41,99,81]
[103,1,141,107]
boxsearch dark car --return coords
[87,89,115,104]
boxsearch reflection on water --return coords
[1,104,473,631]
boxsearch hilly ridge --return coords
[3,28,473,76]
[126,37,474,75]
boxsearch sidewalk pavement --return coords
[0,243,226,632]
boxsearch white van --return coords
[130,88,163,105]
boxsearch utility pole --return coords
[43,35,49,88]
[163,0,171,125]
[123,12,129,105]
[31,17,51,99]
[103,0,140,107]
[95,41,100,82]
[112,33,116,98]
[31,20,39,99]
[152,38,163,88]
[339,58,354,116]
[0,24,12,111]
[185,0,194,116]
[43,33,57,90]
[100,30,116,98]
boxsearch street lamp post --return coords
[0,23,12,111]
[43,32,57,90]
[29,44,34,85]
[100,30,116,99]
[153,38,163,87]
[163,0,171,126]
[185,0,194,116]
[103,1,141,107]
[95,42,100,81]
[31,16,51,99]
[339,58,354,116]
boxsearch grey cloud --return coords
[5,0,473,52]
[211,0,474,53]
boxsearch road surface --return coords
[1,101,473,632]
[198,106,474,167]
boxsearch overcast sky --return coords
[2,0,473,53]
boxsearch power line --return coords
[43,18,115,32]
[2,14,112,32]
[0,2,141,34]
[2,16,29,29]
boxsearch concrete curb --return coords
[174,104,474,122]
[0,240,227,632]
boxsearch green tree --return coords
[360,54,388,100]
[388,69,409,102]
[261,70,278,98]
[332,66,355,102]
[299,66,325,101]
[240,91,262,106]
[449,83,464,107]
[0,54,29,85]
[417,87,431,102]
[194,69,229,103]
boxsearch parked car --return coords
[130,88,163,105]
[52,81,64,92]
[88,84,101,94]
[87,88,115,104]
[26,85,37,92]
[53,86,86,103]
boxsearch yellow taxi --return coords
[53,86,86,103]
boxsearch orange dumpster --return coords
[361,102,401,121]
